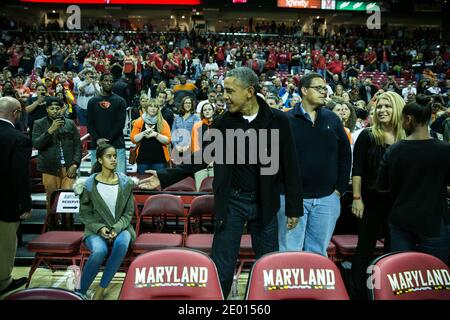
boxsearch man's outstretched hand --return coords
[138,169,161,190]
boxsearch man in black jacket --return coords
[87,73,127,173]
[32,97,82,230]
[139,67,303,298]
[0,97,31,296]
[277,73,352,256]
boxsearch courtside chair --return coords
[132,194,186,254]
[246,251,350,300]
[367,252,450,300]
[119,248,224,300]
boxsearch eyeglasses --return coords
[307,86,328,93]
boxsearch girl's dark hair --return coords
[403,94,432,126]
[91,143,115,174]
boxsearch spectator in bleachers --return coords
[0,96,31,296]
[196,89,216,113]
[359,77,379,103]
[76,69,101,126]
[76,143,136,300]
[87,73,127,174]
[278,72,352,256]
[191,102,215,153]
[350,91,405,300]
[32,97,81,230]
[156,91,175,129]
[171,96,200,155]
[327,99,353,144]
[214,94,226,116]
[377,95,450,263]
[130,98,171,174]
[25,83,48,132]
[383,76,401,95]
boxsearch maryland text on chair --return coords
[367,252,450,300]
[119,248,224,300]
[246,251,350,300]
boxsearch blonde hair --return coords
[372,91,405,146]
[146,98,165,133]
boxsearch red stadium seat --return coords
[133,194,185,254]
[4,287,85,300]
[198,176,214,192]
[26,190,83,288]
[119,248,224,300]
[332,234,384,261]
[367,252,450,300]
[185,195,215,253]
[246,251,349,300]
[163,177,196,192]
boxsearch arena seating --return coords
[119,248,223,300]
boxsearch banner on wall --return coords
[336,1,379,11]
[277,0,322,9]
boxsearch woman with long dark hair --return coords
[75,143,136,300]
[350,91,405,300]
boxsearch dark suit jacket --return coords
[0,120,32,222]
[359,84,379,103]
[157,96,303,228]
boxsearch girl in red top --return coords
[95,50,109,74]
[123,50,136,76]
[215,46,225,67]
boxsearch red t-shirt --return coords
[327,60,343,74]
[277,53,289,64]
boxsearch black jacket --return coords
[157,96,303,227]
[0,120,32,222]
[32,117,82,176]
[288,106,352,198]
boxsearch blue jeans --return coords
[278,64,288,72]
[211,190,278,298]
[390,221,449,263]
[77,107,87,126]
[277,192,340,256]
[78,231,131,294]
[291,66,302,75]
[90,148,126,174]
[136,163,166,174]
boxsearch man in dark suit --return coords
[0,96,32,296]
[139,67,303,298]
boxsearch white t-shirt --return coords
[96,182,119,219]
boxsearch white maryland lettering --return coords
[387,269,450,291]
[285,0,309,8]
[178,304,212,318]
[134,266,208,286]
[262,268,336,287]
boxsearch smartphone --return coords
[57,116,65,125]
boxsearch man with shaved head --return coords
[0,97,32,296]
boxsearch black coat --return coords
[0,120,32,222]
[157,96,303,227]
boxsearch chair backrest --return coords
[137,194,185,234]
[246,252,349,300]
[163,177,196,192]
[199,176,213,192]
[367,252,450,300]
[141,194,184,217]
[188,195,214,218]
[4,288,85,300]
[188,195,215,233]
[119,248,223,300]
